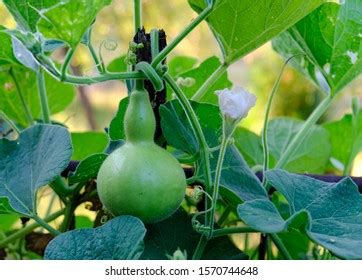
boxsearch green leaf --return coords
[188,0,325,64]
[323,114,362,172]
[0,214,19,231]
[107,55,127,73]
[0,27,18,65]
[238,170,362,259]
[142,210,246,260]
[160,100,267,203]
[168,56,198,77]
[75,216,94,229]
[233,127,264,167]
[273,2,362,94]
[0,125,72,216]
[267,117,331,173]
[175,56,232,104]
[3,0,58,32]
[0,66,75,127]
[69,153,107,185]
[109,97,129,141]
[37,0,112,48]
[45,216,146,260]
[71,132,108,161]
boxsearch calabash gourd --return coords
[97,81,186,223]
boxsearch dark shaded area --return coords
[25,232,54,256]
[133,28,167,143]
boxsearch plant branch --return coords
[88,43,105,74]
[152,6,213,68]
[211,226,258,238]
[274,95,333,173]
[31,215,61,236]
[134,0,142,32]
[36,69,51,124]
[164,73,213,259]
[61,48,76,80]
[269,233,292,260]
[191,63,228,101]
[9,68,34,126]
[0,210,64,249]
[261,58,293,185]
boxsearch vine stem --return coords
[151,6,213,68]
[61,48,76,80]
[0,210,64,249]
[209,122,230,236]
[191,63,228,101]
[211,226,258,238]
[261,57,294,185]
[273,95,334,173]
[36,69,51,124]
[31,215,61,236]
[134,0,142,32]
[0,110,20,134]
[164,74,213,259]
[269,233,292,260]
[88,42,105,74]
[63,71,144,85]
[9,68,34,126]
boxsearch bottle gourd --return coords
[97,81,186,223]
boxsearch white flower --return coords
[215,87,257,120]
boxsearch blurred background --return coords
[0,0,361,175]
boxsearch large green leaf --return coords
[0,66,75,127]
[3,0,58,32]
[37,0,112,48]
[188,0,325,64]
[45,216,146,260]
[323,113,362,172]
[238,170,362,259]
[0,125,72,216]
[267,117,331,173]
[160,100,267,203]
[273,1,362,94]
[173,56,232,104]
[71,132,108,161]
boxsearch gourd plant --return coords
[0,0,361,260]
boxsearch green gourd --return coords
[97,81,186,223]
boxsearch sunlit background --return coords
[0,0,361,175]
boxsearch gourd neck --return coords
[124,81,156,143]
